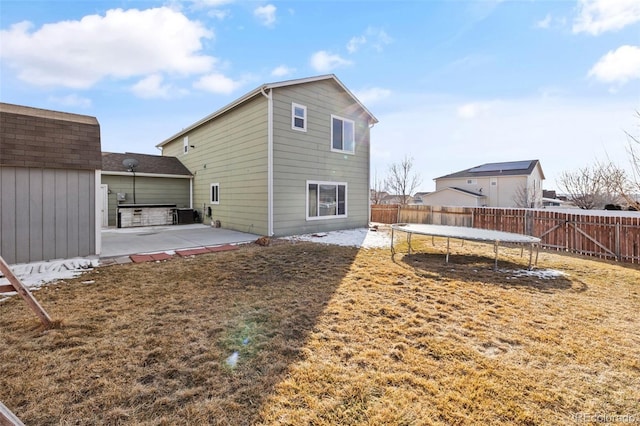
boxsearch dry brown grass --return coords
[1,233,639,425]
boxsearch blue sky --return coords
[1,0,639,192]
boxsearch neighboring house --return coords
[0,103,102,264]
[156,74,378,236]
[425,160,545,208]
[101,152,193,227]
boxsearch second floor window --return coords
[292,103,307,131]
[331,115,354,154]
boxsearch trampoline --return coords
[391,223,541,270]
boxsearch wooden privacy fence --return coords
[371,205,640,264]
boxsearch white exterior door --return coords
[100,184,109,227]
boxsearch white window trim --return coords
[466,179,477,185]
[183,136,189,154]
[330,115,355,154]
[292,102,307,132]
[210,183,220,204]
[306,180,348,221]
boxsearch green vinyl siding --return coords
[101,175,191,227]
[271,80,371,236]
[161,95,269,235]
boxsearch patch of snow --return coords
[0,258,98,302]
[225,351,239,368]
[500,268,565,279]
[284,227,391,249]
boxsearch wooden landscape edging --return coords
[0,401,26,426]
[0,256,53,327]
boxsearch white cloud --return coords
[271,65,295,77]
[310,51,352,72]
[48,94,92,108]
[535,14,552,29]
[588,45,640,85]
[457,102,493,119]
[366,27,392,52]
[347,35,366,53]
[131,74,174,99]
[573,0,640,35]
[0,8,214,89]
[254,4,276,27]
[354,87,391,106]
[346,28,392,54]
[194,73,243,94]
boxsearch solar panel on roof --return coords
[469,161,532,173]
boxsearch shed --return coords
[0,103,102,264]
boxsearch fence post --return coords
[615,222,620,261]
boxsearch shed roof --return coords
[0,102,98,125]
[102,152,192,176]
[0,102,101,170]
[156,74,378,148]
[436,160,543,180]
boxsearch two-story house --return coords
[422,160,545,208]
[156,74,378,237]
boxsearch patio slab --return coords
[101,224,259,259]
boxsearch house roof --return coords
[102,152,192,176]
[423,187,486,199]
[436,160,544,180]
[156,74,378,148]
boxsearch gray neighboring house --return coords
[425,160,545,208]
[156,74,378,236]
[0,103,102,264]
[101,152,193,227]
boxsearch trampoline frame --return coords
[390,223,541,270]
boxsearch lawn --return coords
[1,231,639,425]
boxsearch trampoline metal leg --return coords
[445,237,450,263]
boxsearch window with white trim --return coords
[210,183,219,204]
[331,115,355,153]
[292,103,307,131]
[183,136,189,154]
[466,179,477,185]
[307,181,347,220]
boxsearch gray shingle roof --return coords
[436,160,541,180]
[102,152,192,176]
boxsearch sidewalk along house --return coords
[156,74,378,236]
[101,152,193,227]
[0,103,102,264]
[423,160,545,208]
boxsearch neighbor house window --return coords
[331,115,355,154]
[466,179,476,185]
[183,136,189,154]
[307,181,347,220]
[292,103,307,131]
[210,183,219,204]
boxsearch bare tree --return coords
[621,112,640,209]
[513,183,535,208]
[557,162,627,209]
[385,156,422,205]
[370,169,387,205]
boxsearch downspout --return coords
[261,87,274,236]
